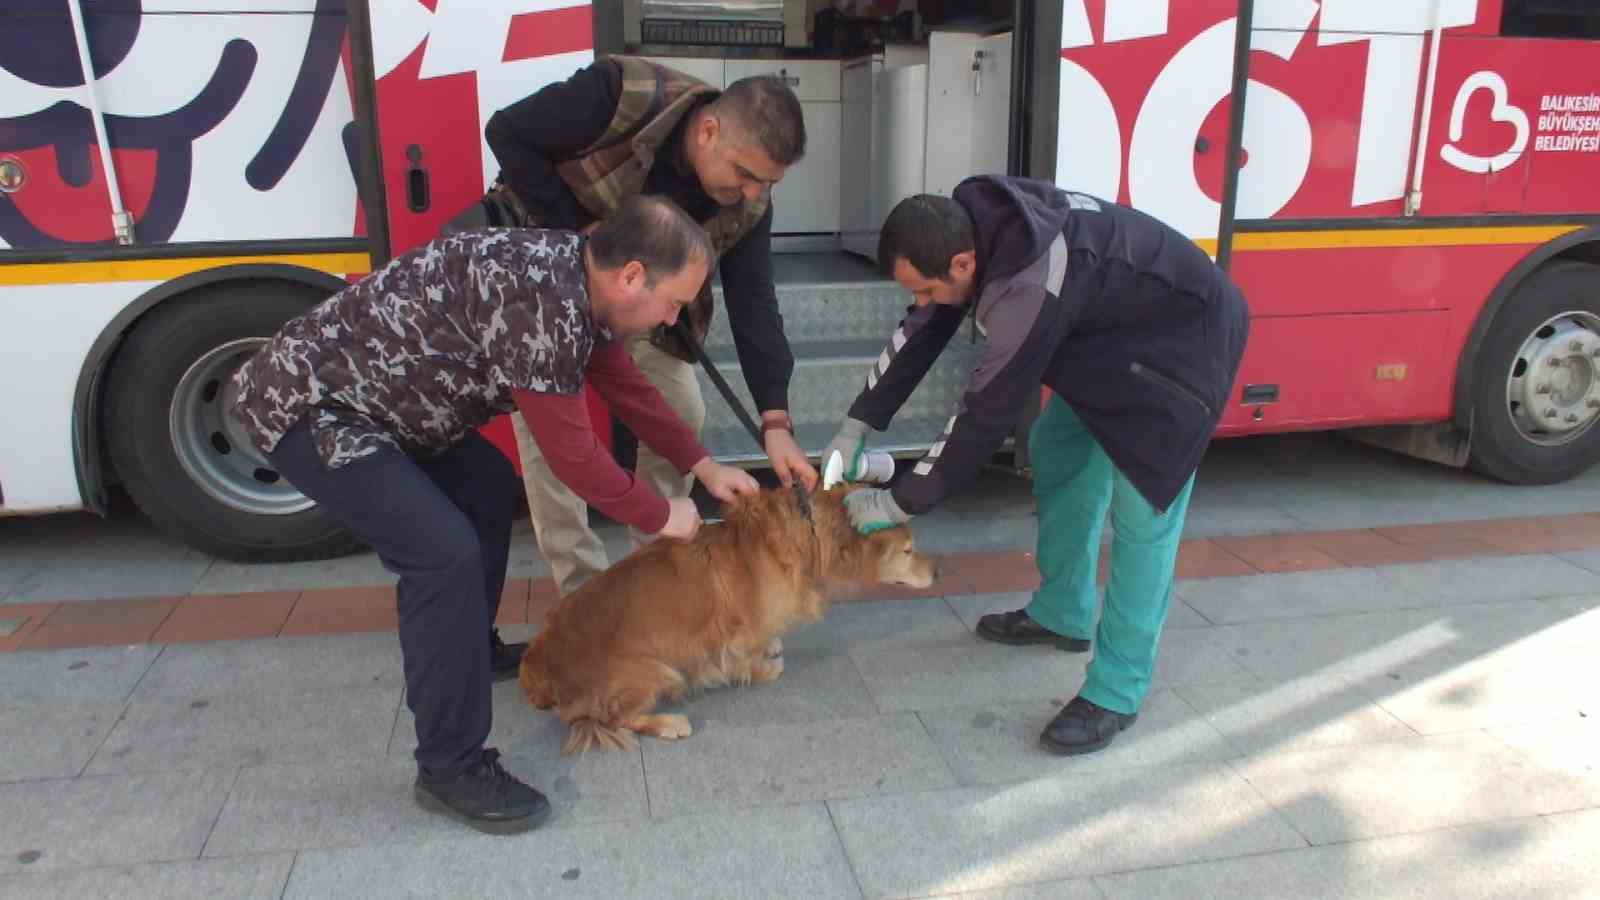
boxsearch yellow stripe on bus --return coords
[0,224,1588,287]
[0,251,372,286]
[1228,224,1585,252]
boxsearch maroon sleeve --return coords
[512,389,670,535]
[584,340,710,474]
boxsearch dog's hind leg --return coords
[599,659,693,745]
[628,713,692,740]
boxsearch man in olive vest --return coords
[450,56,817,604]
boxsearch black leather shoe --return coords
[490,628,526,683]
[975,609,1090,652]
[1040,696,1138,756]
[414,748,550,835]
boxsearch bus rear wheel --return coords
[1468,260,1600,485]
[105,282,364,562]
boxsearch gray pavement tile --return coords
[0,645,159,706]
[852,623,1250,714]
[1537,591,1600,639]
[1175,675,1417,757]
[0,703,125,782]
[389,681,649,829]
[1555,548,1600,575]
[1094,809,1600,900]
[0,769,235,875]
[937,882,1105,900]
[1366,635,1594,734]
[1230,731,1600,845]
[640,713,955,818]
[4,542,211,605]
[1149,627,1259,687]
[1371,554,1599,606]
[1180,494,1307,538]
[783,596,971,656]
[192,553,389,595]
[916,690,1234,785]
[655,652,881,726]
[1162,600,1213,630]
[1214,603,1554,683]
[1177,567,1409,625]
[944,592,1044,632]
[852,635,1089,712]
[827,762,1305,898]
[130,632,404,703]
[0,558,46,605]
[87,685,400,775]
[281,803,860,899]
[204,760,449,857]
[1488,715,1599,779]
[0,854,294,900]
[203,756,635,858]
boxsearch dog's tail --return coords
[562,718,637,755]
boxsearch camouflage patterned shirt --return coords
[231,228,607,468]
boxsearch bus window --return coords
[1501,0,1600,38]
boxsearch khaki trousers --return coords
[513,335,705,596]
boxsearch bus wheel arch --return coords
[76,265,364,561]
[1455,230,1600,485]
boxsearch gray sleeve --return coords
[892,235,1075,515]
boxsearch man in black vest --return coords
[826,176,1250,755]
[457,58,818,618]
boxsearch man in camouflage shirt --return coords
[230,196,758,834]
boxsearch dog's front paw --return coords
[654,714,693,740]
[763,637,783,659]
[752,654,785,683]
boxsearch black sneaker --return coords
[490,628,526,683]
[975,609,1090,652]
[413,748,550,834]
[1039,696,1138,756]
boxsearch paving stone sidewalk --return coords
[0,548,1596,899]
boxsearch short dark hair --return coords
[714,75,807,166]
[877,194,975,280]
[588,195,713,284]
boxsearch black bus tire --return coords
[104,281,364,562]
[1467,260,1600,485]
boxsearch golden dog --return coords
[518,485,936,753]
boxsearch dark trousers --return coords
[268,421,517,775]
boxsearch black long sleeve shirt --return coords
[484,60,794,414]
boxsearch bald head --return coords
[588,195,713,284]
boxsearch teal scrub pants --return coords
[1022,395,1197,716]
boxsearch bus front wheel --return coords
[1468,260,1600,485]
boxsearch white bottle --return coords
[856,450,896,484]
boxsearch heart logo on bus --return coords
[1440,71,1529,175]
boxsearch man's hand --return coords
[823,418,871,482]
[843,488,911,534]
[691,458,761,502]
[764,427,818,490]
[659,497,703,541]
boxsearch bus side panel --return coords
[1055,0,1240,243]
[1214,309,1458,436]
[1420,35,1600,217]
[0,1,360,251]
[368,2,595,256]
[367,2,601,472]
[0,281,149,512]
[1229,238,1545,318]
